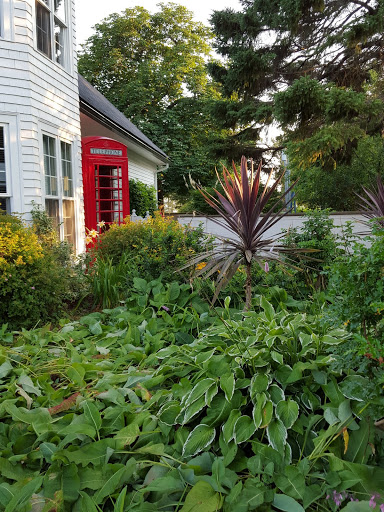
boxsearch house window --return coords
[43,134,76,250]
[36,0,67,66]
[0,126,10,214]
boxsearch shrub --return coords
[129,178,157,216]
[0,211,83,329]
[92,213,211,296]
[327,226,384,341]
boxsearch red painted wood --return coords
[82,137,130,234]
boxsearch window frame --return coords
[0,124,12,214]
[42,132,76,250]
[35,0,69,68]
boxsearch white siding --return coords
[0,0,84,252]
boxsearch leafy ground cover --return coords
[0,280,383,511]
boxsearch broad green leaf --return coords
[144,475,184,493]
[261,297,275,322]
[114,423,140,449]
[250,374,269,398]
[269,384,285,404]
[205,383,218,406]
[17,374,41,396]
[65,439,113,466]
[260,400,273,428]
[271,351,284,365]
[275,467,305,500]
[0,483,13,508]
[339,376,370,401]
[185,379,216,407]
[78,491,98,512]
[344,419,372,464]
[4,476,43,512]
[234,415,257,444]
[94,467,126,504]
[340,502,374,511]
[40,442,58,463]
[266,419,287,453]
[114,487,127,512]
[302,484,323,510]
[67,363,86,386]
[159,403,181,426]
[59,421,96,439]
[182,395,206,425]
[89,321,103,335]
[276,399,299,429]
[0,361,12,379]
[63,463,81,503]
[180,481,222,512]
[222,410,241,444]
[182,424,216,457]
[273,494,305,512]
[82,401,102,433]
[220,373,235,402]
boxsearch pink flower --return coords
[31,286,35,290]
[380,504,384,512]
[264,261,269,273]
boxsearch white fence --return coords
[169,213,369,241]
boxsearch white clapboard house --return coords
[0,0,169,253]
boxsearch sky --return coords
[75,0,241,46]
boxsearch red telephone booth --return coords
[82,137,129,233]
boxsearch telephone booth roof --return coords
[82,136,128,158]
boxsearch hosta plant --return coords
[185,156,313,309]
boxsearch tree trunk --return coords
[244,263,252,311]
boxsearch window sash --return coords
[0,127,6,195]
[61,141,73,197]
[43,135,58,196]
[36,0,67,65]
[36,1,52,59]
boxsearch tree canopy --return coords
[210,0,384,185]
[78,3,228,199]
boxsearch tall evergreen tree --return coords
[210,1,384,179]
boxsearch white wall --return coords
[0,0,84,251]
[171,213,370,241]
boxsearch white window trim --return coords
[35,0,70,69]
[41,129,77,247]
[0,114,22,214]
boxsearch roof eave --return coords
[80,99,169,164]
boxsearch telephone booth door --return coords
[82,137,129,233]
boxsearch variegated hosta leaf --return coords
[182,424,216,457]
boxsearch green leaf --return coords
[220,373,235,402]
[261,297,275,322]
[266,419,287,453]
[339,376,370,401]
[250,374,269,398]
[185,379,216,407]
[0,361,12,379]
[182,424,216,457]
[114,487,127,512]
[234,415,257,444]
[340,502,375,511]
[4,476,43,512]
[276,399,299,429]
[94,467,126,504]
[17,374,41,396]
[78,491,98,512]
[273,494,305,512]
[222,410,241,444]
[82,401,102,433]
[271,351,284,365]
[275,467,305,500]
[180,481,222,512]
[269,384,285,404]
[67,363,86,386]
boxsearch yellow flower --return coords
[196,262,206,270]
[85,235,93,244]
[88,229,98,238]
[97,221,106,228]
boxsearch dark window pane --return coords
[0,127,5,194]
[0,198,9,213]
[45,198,60,236]
[63,199,76,251]
[36,2,52,58]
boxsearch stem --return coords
[244,263,252,311]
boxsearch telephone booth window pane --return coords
[94,164,123,226]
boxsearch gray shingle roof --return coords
[78,74,168,161]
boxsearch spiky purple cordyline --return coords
[357,175,384,229]
[182,156,313,309]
